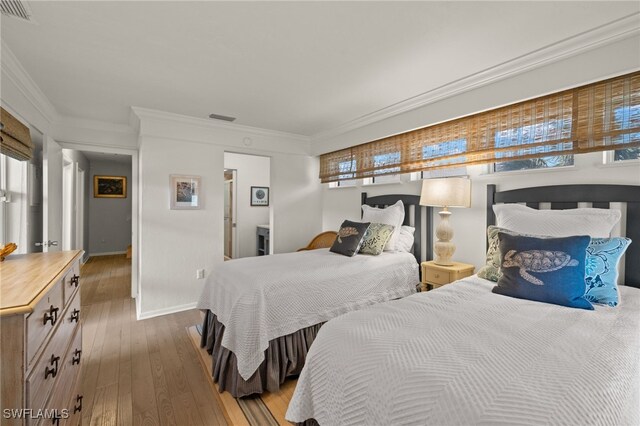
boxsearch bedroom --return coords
[0,1,639,425]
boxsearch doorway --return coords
[223,152,271,259]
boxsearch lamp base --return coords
[433,209,455,266]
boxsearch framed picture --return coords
[170,175,201,209]
[250,186,269,206]
[94,175,127,198]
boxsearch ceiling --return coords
[2,1,639,137]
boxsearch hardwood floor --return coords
[80,255,228,426]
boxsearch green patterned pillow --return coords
[359,223,395,255]
[477,225,507,282]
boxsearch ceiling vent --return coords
[0,0,33,21]
[209,113,236,122]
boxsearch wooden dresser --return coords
[1,251,84,426]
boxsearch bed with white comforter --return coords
[197,248,418,394]
[286,275,640,425]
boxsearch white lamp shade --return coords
[420,177,471,208]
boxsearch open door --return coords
[223,169,237,260]
[41,136,62,252]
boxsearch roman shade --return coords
[0,107,33,161]
[319,71,640,183]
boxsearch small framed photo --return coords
[170,175,201,210]
[250,186,269,206]
[94,175,127,198]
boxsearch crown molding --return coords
[0,40,58,124]
[311,13,640,145]
[56,115,136,135]
[131,106,310,144]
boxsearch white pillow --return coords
[493,204,621,238]
[362,200,405,251]
[396,226,415,253]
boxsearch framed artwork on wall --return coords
[94,175,127,198]
[170,175,201,209]
[251,186,269,206]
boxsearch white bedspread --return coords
[197,249,418,380]
[287,276,640,426]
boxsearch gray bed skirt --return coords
[200,310,324,398]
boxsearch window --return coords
[493,120,574,172]
[614,147,640,161]
[330,159,357,187]
[419,140,468,178]
[612,105,640,161]
[319,72,638,183]
[369,152,401,184]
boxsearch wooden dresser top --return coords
[0,250,83,317]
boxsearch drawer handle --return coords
[72,348,82,365]
[70,274,80,288]
[43,305,59,326]
[434,273,440,278]
[70,308,80,323]
[44,354,60,379]
[74,394,83,413]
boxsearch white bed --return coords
[197,248,418,382]
[286,275,640,425]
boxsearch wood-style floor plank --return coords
[80,255,227,425]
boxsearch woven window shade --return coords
[319,71,640,183]
[0,107,33,161]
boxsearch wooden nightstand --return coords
[421,261,475,292]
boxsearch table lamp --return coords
[419,177,471,266]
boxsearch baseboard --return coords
[90,251,127,257]
[137,302,198,320]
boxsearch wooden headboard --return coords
[361,192,432,265]
[487,184,640,288]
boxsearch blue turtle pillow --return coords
[584,237,631,307]
[492,232,594,310]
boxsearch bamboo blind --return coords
[0,107,33,161]
[320,71,640,183]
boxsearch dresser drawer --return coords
[65,382,83,426]
[26,280,64,368]
[26,291,80,414]
[62,262,81,307]
[43,328,82,426]
[424,268,450,286]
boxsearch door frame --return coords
[59,142,139,302]
[62,158,74,251]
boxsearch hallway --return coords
[80,255,227,425]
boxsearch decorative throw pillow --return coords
[359,223,395,255]
[584,238,631,307]
[493,204,621,238]
[330,220,370,257]
[477,225,504,282]
[492,232,593,310]
[395,226,416,253]
[479,226,631,306]
[361,200,405,251]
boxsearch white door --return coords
[42,136,63,252]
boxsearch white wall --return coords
[88,159,132,255]
[135,108,322,318]
[224,152,270,258]
[319,35,640,272]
